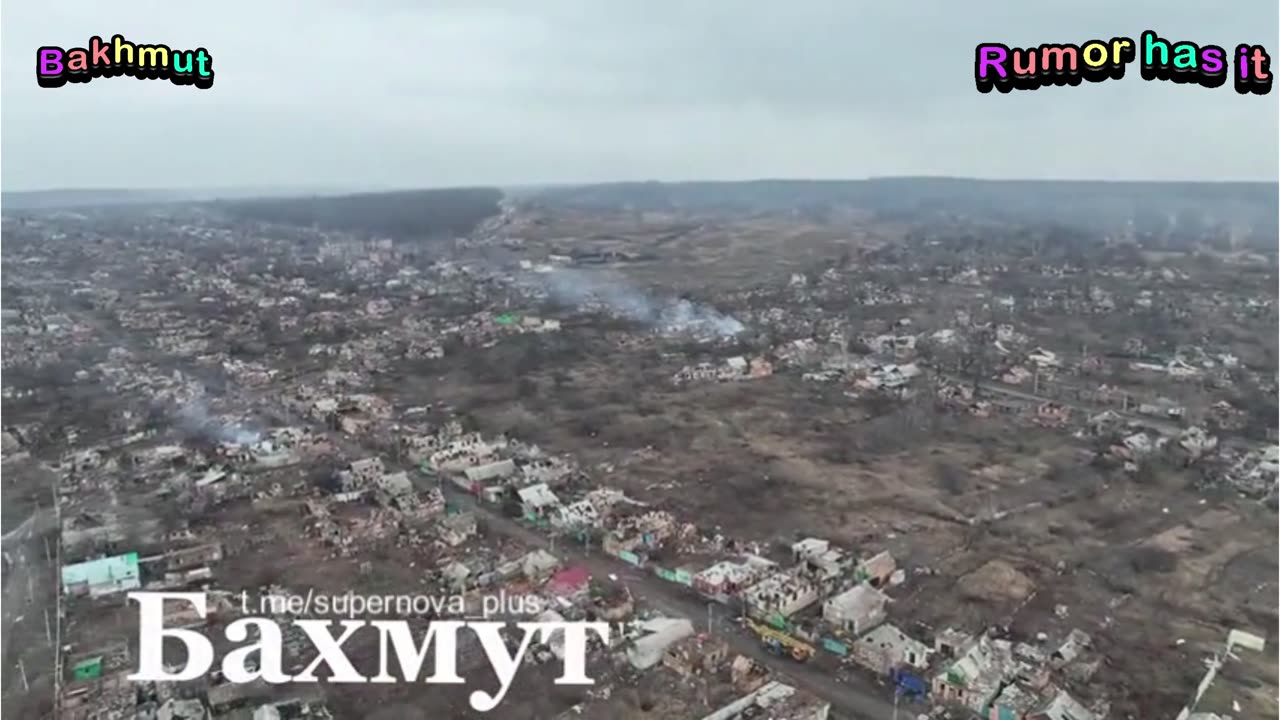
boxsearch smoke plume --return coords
[174,399,262,445]
[529,268,745,338]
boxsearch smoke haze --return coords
[174,400,262,445]
[531,268,745,338]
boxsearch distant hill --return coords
[0,186,381,211]
[532,177,1277,215]
[531,178,1278,248]
[2,188,197,210]
[1,186,504,240]
[210,187,505,239]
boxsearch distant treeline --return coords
[210,188,504,238]
[531,178,1279,248]
[1,188,202,210]
[0,186,388,211]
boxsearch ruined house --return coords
[517,483,561,518]
[822,584,888,637]
[1026,348,1060,369]
[400,433,444,463]
[430,433,507,473]
[605,510,679,555]
[1136,397,1185,419]
[1178,426,1219,460]
[850,623,932,675]
[988,682,1042,719]
[519,456,574,486]
[931,634,1030,715]
[663,634,729,677]
[520,549,560,581]
[694,555,777,600]
[163,543,223,571]
[552,499,600,530]
[729,655,769,693]
[855,550,897,587]
[1085,410,1126,436]
[1036,402,1071,428]
[627,617,695,671]
[1028,689,1099,720]
[743,569,822,619]
[463,458,517,486]
[373,471,416,510]
[792,537,852,589]
[338,457,385,492]
[673,362,720,385]
[438,512,478,547]
[699,681,830,720]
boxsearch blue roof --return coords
[62,552,140,589]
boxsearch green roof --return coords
[494,313,519,325]
[62,552,140,593]
[72,657,103,680]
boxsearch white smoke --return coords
[174,400,262,445]
[661,298,746,337]
[530,268,745,338]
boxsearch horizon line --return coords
[3,175,1279,195]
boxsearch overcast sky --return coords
[2,1,1277,190]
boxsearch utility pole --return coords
[53,473,64,720]
[19,658,29,692]
[1176,629,1266,720]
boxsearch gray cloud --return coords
[2,0,1276,189]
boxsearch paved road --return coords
[249,395,905,720]
[263,401,906,719]
[439,489,906,720]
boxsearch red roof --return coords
[546,565,590,595]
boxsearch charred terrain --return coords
[2,179,1277,720]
